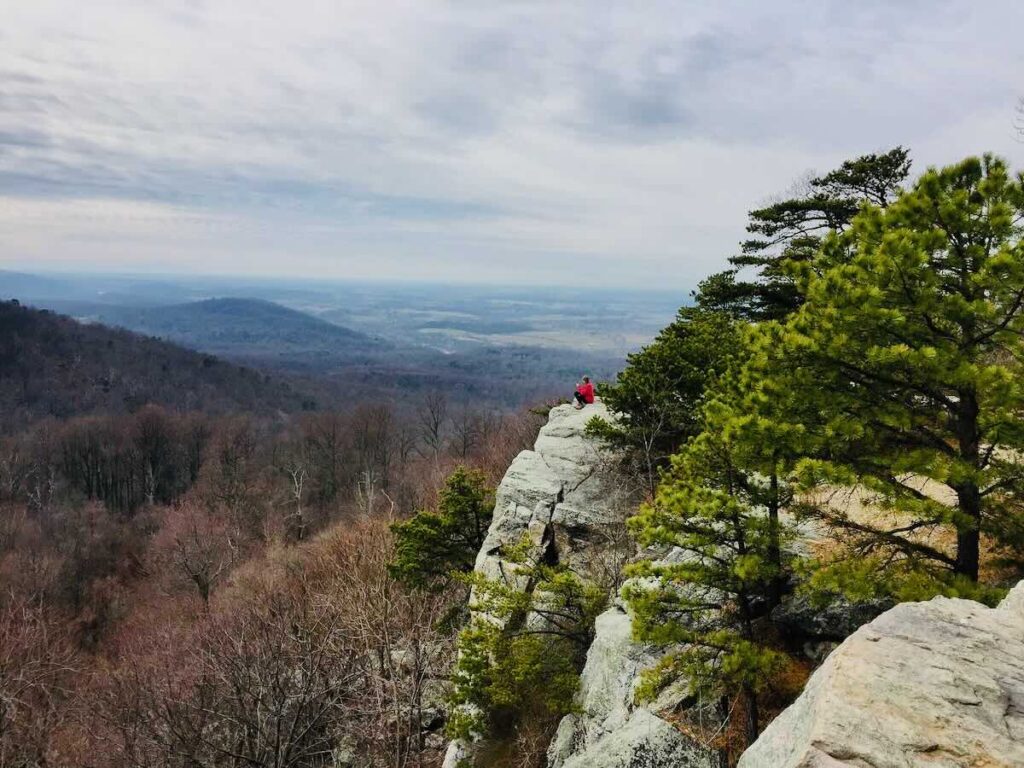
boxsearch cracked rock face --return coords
[739,582,1024,768]
[445,402,637,766]
[547,606,718,768]
[472,402,632,603]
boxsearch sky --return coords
[2,1,1024,290]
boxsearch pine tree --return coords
[626,428,792,749]
[756,154,1024,590]
[389,466,494,588]
[697,147,911,321]
[702,353,810,606]
[586,308,742,493]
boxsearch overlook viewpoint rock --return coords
[445,402,716,767]
[472,401,631,591]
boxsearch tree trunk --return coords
[717,695,731,768]
[955,391,982,581]
[743,683,759,749]
[955,484,981,581]
[767,466,783,607]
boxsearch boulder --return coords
[739,582,1024,768]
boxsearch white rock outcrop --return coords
[547,604,717,768]
[445,402,641,766]
[472,402,630,590]
[440,738,471,768]
[739,582,1024,768]
[559,709,713,768]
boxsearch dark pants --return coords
[574,392,588,406]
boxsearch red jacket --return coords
[576,382,595,404]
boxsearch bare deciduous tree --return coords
[104,519,459,768]
[450,405,483,459]
[313,519,459,768]
[417,394,449,460]
[104,590,359,768]
[0,600,78,767]
[168,505,236,605]
[200,417,268,541]
[302,412,347,510]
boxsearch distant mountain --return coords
[0,270,81,301]
[4,285,628,409]
[0,300,313,432]
[81,298,625,405]
[68,298,388,373]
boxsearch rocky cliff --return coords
[444,403,715,767]
[545,594,717,768]
[470,402,631,594]
[445,404,1024,768]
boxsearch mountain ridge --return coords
[0,300,313,432]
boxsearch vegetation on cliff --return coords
[389,466,495,589]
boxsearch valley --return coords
[2,270,676,409]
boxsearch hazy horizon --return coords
[0,266,684,361]
[0,265,694,297]
[3,1,1024,288]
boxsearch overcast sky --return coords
[2,1,1023,289]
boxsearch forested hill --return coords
[66,297,386,371]
[28,296,623,405]
[0,300,312,432]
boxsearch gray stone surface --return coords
[447,402,638,765]
[441,738,471,768]
[739,582,1024,768]
[547,600,714,768]
[558,709,718,768]
[547,607,660,764]
[472,403,629,611]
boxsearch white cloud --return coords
[2,0,1023,287]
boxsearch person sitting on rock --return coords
[573,376,595,409]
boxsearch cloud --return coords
[1,0,1024,288]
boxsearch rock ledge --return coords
[740,583,1024,768]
